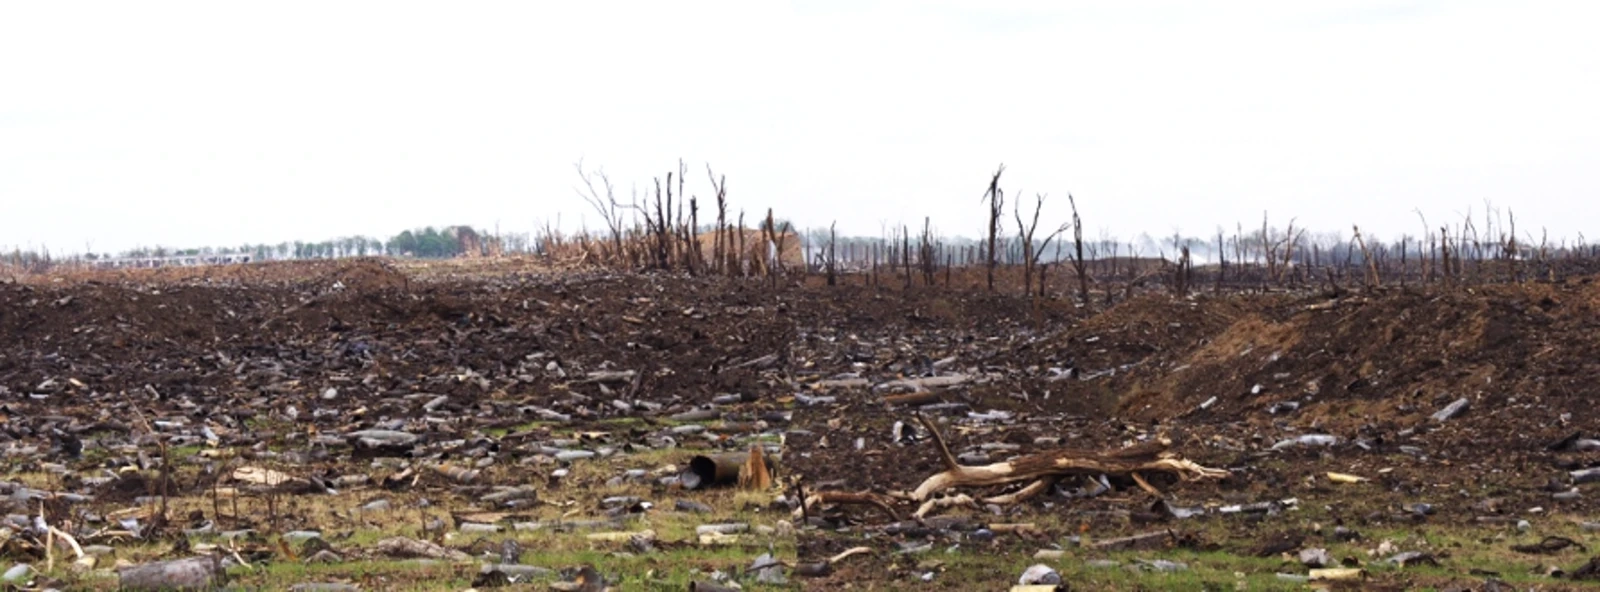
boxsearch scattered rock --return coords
[1018,564,1061,585]
[1386,551,1440,568]
[695,523,749,535]
[1,564,31,583]
[288,584,359,592]
[675,499,713,513]
[1132,559,1188,572]
[750,552,787,584]
[1298,548,1331,568]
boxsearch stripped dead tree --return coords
[709,167,729,275]
[826,222,838,286]
[1352,225,1380,291]
[736,211,747,276]
[574,160,627,265]
[1013,192,1070,298]
[983,165,1005,291]
[1067,194,1090,304]
[918,217,937,286]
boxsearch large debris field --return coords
[4,258,1600,590]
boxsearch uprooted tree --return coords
[801,415,1229,520]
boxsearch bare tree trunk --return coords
[1399,237,1408,290]
[826,222,838,287]
[685,197,700,275]
[1508,209,1520,283]
[983,166,1005,291]
[1215,230,1226,293]
[1439,226,1452,287]
[902,225,912,290]
[1175,245,1192,298]
[919,217,936,286]
[871,241,878,287]
[1068,194,1090,305]
[1261,212,1274,287]
[710,169,727,275]
[737,211,747,277]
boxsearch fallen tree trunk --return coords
[906,415,1228,503]
[117,555,225,591]
[374,536,469,561]
[910,452,1226,500]
[882,391,943,407]
[799,490,901,522]
[874,374,970,393]
[1093,529,1176,551]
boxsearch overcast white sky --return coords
[2,1,1597,254]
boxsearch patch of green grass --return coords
[167,444,206,459]
[42,420,798,592]
[801,501,1600,591]
[867,546,1308,591]
[239,559,472,591]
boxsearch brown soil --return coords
[6,259,1600,588]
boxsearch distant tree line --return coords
[0,225,514,272]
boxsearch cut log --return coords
[373,536,469,561]
[812,378,870,391]
[875,374,970,393]
[579,370,637,384]
[117,555,224,591]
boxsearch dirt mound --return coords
[318,257,409,291]
[1060,282,1600,444]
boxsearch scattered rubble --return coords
[5,259,1600,588]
